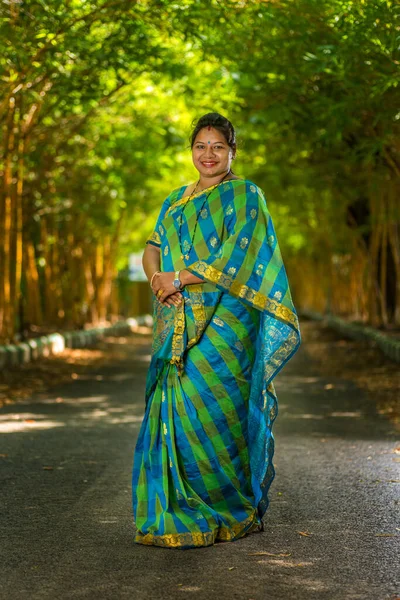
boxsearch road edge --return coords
[0,315,153,371]
[299,309,400,364]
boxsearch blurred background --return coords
[1,0,399,343]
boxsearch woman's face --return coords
[192,127,234,179]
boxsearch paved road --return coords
[0,327,399,600]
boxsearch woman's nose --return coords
[204,146,216,157]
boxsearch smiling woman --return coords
[131,112,301,549]
[191,114,236,179]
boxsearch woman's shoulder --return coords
[240,178,264,193]
[228,178,266,201]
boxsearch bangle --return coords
[150,271,161,288]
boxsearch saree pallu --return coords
[132,179,301,549]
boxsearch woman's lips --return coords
[202,161,218,167]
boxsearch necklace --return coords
[178,171,232,261]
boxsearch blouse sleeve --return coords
[145,196,172,248]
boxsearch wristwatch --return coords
[173,270,184,291]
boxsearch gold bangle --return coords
[150,271,161,288]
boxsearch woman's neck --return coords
[198,169,231,191]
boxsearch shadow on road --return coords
[0,329,398,600]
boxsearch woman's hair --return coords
[190,112,236,155]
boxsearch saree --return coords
[132,178,301,549]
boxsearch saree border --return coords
[146,230,161,246]
[186,260,299,330]
[170,300,185,375]
[165,179,245,216]
[186,284,207,350]
[134,511,260,549]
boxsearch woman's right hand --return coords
[163,291,183,308]
[151,272,183,308]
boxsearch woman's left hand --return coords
[152,272,183,306]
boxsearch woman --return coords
[132,112,301,549]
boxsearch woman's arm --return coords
[142,243,162,281]
[142,243,203,288]
[142,248,202,287]
[142,244,183,307]
[180,269,203,286]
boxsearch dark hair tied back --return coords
[190,112,236,154]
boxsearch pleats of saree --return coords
[132,295,262,549]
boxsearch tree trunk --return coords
[387,182,400,325]
[379,204,389,328]
[0,97,16,341]
[368,195,382,327]
[22,236,43,326]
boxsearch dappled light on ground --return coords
[0,414,65,433]
[0,333,152,408]
[0,328,398,599]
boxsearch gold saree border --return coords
[187,260,299,330]
[146,230,161,246]
[170,284,209,372]
[170,299,185,375]
[165,179,245,217]
[165,183,220,216]
[134,511,260,549]
[186,284,207,350]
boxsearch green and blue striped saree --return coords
[132,179,300,549]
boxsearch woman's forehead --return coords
[193,127,226,144]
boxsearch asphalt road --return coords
[0,327,399,600]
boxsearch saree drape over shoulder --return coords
[132,179,301,549]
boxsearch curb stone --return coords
[0,315,152,372]
[299,309,400,364]
[5,345,19,367]
[18,343,31,364]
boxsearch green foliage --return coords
[1,0,399,325]
[209,0,398,250]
